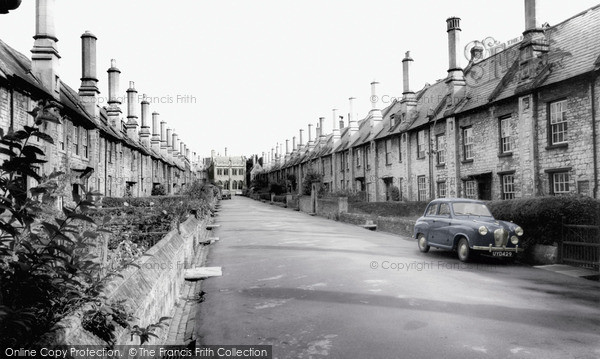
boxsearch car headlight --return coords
[511,235,519,245]
[515,226,524,236]
[478,226,488,236]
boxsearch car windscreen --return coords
[452,202,493,217]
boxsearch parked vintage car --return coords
[414,198,524,262]
[221,189,232,200]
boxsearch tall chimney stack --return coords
[126,81,139,140]
[160,120,167,155]
[524,0,539,32]
[79,31,99,117]
[140,94,151,147]
[172,132,179,157]
[370,81,383,126]
[446,17,466,92]
[299,129,304,151]
[225,147,228,157]
[402,51,417,112]
[31,0,60,99]
[348,97,358,136]
[332,109,340,142]
[521,0,548,63]
[166,128,173,157]
[292,136,296,154]
[151,112,161,151]
[308,124,314,150]
[318,117,326,139]
[107,59,122,128]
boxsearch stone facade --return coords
[257,2,600,203]
[0,1,201,201]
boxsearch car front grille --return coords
[494,228,508,247]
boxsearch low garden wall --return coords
[43,215,212,348]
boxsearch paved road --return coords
[197,197,600,359]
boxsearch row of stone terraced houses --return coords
[256,1,600,203]
[0,0,201,202]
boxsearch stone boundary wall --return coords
[339,213,416,238]
[44,215,212,348]
[299,196,313,213]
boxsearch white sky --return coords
[1,0,598,158]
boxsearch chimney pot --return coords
[524,0,539,31]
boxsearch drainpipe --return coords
[9,87,14,132]
[592,75,598,198]
[428,128,434,200]
[104,137,108,196]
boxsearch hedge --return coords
[487,195,600,247]
[349,201,428,218]
[102,195,187,208]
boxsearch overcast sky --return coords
[1,0,598,158]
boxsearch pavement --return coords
[196,196,600,359]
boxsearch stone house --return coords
[0,0,198,202]
[259,0,600,203]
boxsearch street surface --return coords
[197,197,600,359]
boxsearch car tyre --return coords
[418,234,430,253]
[457,238,470,262]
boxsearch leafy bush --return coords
[487,195,600,247]
[349,201,428,218]
[151,184,166,196]
[0,101,131,347]
[301,170,323,195]
[268,181,286,195]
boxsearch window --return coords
[72,126,79,156]
[549,100,567,145]
[436,134,446,165]
[551,172,570,195]
[240,169,244,176]
[385,139,392,165]
[437,181,447,198]
[502,174,516,200]
[463,127,474,160]
[224,168,229,176]
[131,152,136,171]
[217,168,223,176]
[465,180,477,199]
[439,203,450,216]
[345,151,349,170]
[365,146,371,170]
[417,176,427,201]
[82,130,89,158]
[232,169,237,176]
[425,203,438,216]
[355,148,361,168]
[499,116,512,154]
[329,156,333,175]
[417,130,426,159]
[57,122,65,151]
[397,136,402,163]
[107,175,112,197]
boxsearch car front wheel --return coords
[418,234,430,253]
[457,238,470,262]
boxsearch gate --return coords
[560,223,600,271]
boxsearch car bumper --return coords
[473,245,523,253]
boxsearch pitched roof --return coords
[0,38,186,170]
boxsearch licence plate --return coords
[492,252,513,257]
